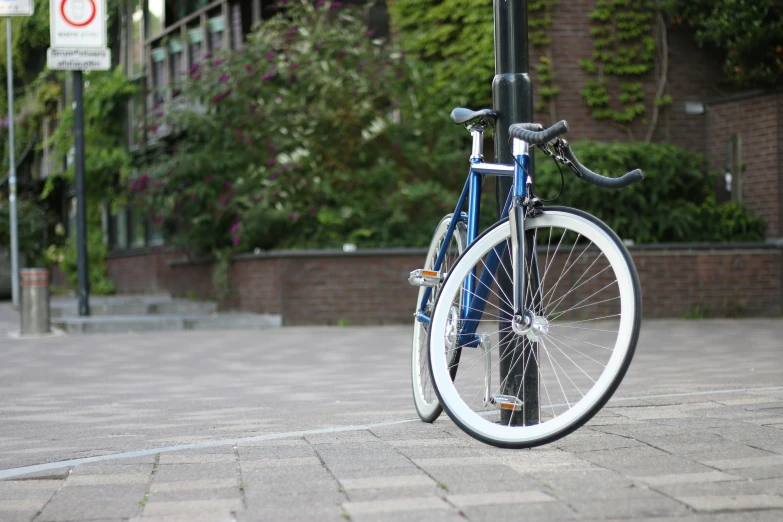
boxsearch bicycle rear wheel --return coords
[429,207,641,447]
[411,214,466,422]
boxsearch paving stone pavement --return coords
[1,302,783,521]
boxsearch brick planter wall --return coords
[106,248,186,295]
[105,244,782,325]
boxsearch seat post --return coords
[470,127,484,161]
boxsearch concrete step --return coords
[50,295,218,319]
[53,313,282,335]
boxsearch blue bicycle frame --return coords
[416,126,531,349]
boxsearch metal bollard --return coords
[20,268,50,335]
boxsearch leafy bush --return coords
[137,0,467,257]
[0,196,53,266]
[534,141,766,243]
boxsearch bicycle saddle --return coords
[450,107,499,125]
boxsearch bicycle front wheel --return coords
[429,207,641,448]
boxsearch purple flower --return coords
[366,30,375,37]
[204,52,213,60]
[190,194,196,201]
[269,144,277,154]
[245,64,253,73]
[269,172,279,181]
[396,70,404,79]
[205,174,214,183]
[156,111,164,119]
[289,63,299,71]
[266,52,275,61]
[214,58,224,66]
[315,0,325,7]
[283,164,291,171]
[210,89,232,104]
[246,136,254,144]
[225,180,232,189]
[267,158,277,166]
[287,27,298,35]
[232,236,241,247]
[290,75,298,84]
[331,1,342,7]
[339,48,347,54]
[289,213,298,221]
[220,73,229,83]
[220,197,228,206]
[233,129,241,137]
[262,70,274,81]
[230,221,241,235]
[189,64,200,75]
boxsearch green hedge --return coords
[533,141,766,243]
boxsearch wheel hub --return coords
[512,312,549,342]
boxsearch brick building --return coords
[105,1,782,251]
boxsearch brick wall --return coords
[107,248,186,295]
[528,4,728,152]
[108,246,781,325]
[705,93,782,239]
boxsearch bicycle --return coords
[409,108,643,448]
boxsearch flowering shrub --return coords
[137,0,467,258]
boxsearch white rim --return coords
[412,216,465,418]
[429,210,636,444]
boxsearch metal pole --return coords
[73,71,90,316]
[492,0,539,425]
[6,17,20,308]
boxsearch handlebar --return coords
[508,120,644,189]
[558,139,644,189]
[509,121,569,145]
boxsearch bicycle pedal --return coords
[408,269,443,288]
[491,394,524,411]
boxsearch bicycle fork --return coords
[509,138,531,327]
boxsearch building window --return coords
[169,40,184,90]
[151,47,167,105]
[208,16,225,52]
[232,4,243,48]
[113,208,129,250]
[188,27,203,66]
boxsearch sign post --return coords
[49,0,109,317]
[1,0,34,308]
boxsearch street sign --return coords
[50,0,106,49]
[0,0,34,16]
[47,48,110,70]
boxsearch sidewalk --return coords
[1,302,783,521]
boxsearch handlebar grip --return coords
[561,144,644,189]
[508,120,569,145]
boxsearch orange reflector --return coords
[499,403,516,410]
[421,270,438,277]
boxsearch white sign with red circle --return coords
[50,0,106,49]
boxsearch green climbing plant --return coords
[529,0,560,121]
[388,0,559,119]
[580,0,661,134]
